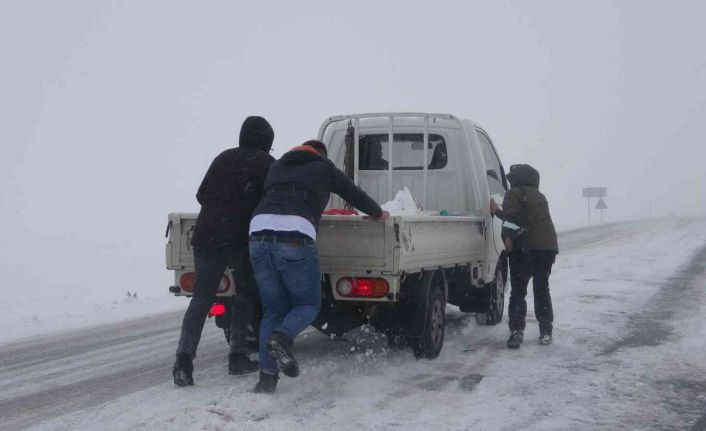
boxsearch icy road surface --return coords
[1,219,706,431]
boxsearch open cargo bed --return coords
[166,213,486,276]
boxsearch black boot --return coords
[266,331,299,378]
[253,371,279,394]
[173,353,194,386]
[228,353,259,375]
[539,324,553,345]
[507,330,524,349]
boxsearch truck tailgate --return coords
[317,215,395,273]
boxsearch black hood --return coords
[280,149,324,165]
[506,164,540,188]
[239,116,274,151]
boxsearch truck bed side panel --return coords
[398,217,485,273]
[166,213,197,270]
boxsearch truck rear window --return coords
[358,133,447,171]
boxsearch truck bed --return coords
[166,213,486,275]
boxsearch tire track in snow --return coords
[0,310,227,430]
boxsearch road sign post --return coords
[582,187,607,224]
[595,197,608,223]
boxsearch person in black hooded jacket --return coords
[490,164,558,348]
[173,116,276,386]
[248,140,389,394]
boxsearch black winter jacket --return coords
[191,147,275,246]
[252,150,383,231]
[494,164,558,252]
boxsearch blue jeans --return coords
[249,237,321,374]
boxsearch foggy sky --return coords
[2,1,705,298]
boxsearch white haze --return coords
[1,1,705,303]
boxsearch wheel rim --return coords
[430,299,444,348]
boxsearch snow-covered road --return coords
[2,219,706,431]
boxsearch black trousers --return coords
[507,250,556,331]
[176,244,260,358]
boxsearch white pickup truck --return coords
[166,112,509,358]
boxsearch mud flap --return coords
[404,271,436,338]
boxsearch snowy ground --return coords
[0,288,187,345]
[2,219,706,430]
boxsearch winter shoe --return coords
[173,353,194,386]
[266,330,299,378]
[228,353,259,375]
[253,371,279,394]
[507,330,524,349]
[539,325,553,345]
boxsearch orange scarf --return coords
[289,145,322,156]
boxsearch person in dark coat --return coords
[248,140,389,393]
[490,164,559,348]
[173,116,276,386]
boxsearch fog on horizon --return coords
[1,1,705,299]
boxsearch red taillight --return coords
[179,273,231,294]
[180,272,195,293]
[336,277,389,298]
[217,275,231,293]
[209,303,226,316]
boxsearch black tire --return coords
[408,285,446,359]
[475,257,508,326]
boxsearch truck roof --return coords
[318,112,482,139]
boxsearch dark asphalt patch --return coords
[597,243,706,430]
[602,245,706,356]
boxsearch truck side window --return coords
[476,130,507,194]
[358,135,390,170]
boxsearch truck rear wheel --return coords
[408,285,445,359]
[475,257,507,326]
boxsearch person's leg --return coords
[174,245,224,385]
[249,240,290,376]
[226,244,260,373]
[531,251,556,340]
[176,246,224,359]
[273,243,321,339]
[259,241,320,378]
[228,245,259,353]
[507,251,531,332]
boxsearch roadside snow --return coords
[0,290,187,345]
[24,218,706,431]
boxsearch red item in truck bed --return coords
[322,208,359,215]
